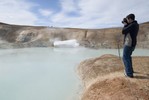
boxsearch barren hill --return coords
[77,54,149,100]
[0,22,149,49]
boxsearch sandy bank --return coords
[77,54,149,100]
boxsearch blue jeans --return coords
[123,45,135,76]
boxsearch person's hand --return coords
[123,22,127,26]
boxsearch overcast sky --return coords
[0,0,149,28]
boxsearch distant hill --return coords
[0,21,149,49]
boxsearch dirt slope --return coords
[77,55,149,100]
[0,22,149,49]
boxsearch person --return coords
[122,14,139,78]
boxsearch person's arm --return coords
[122,23,133,35]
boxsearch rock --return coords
[77,54,149,100]
[0,22,149,49]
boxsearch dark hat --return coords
[126,13,135,20]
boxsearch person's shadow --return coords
[134,72,149,80]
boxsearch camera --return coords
[122,18,128,24]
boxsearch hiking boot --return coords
[124,71,133,78]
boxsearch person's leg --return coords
[130,47,135,73]
[130,56,133,73]
[123,46,134,77]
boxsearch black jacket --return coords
[122,21,139,47]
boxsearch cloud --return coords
[49,0,121,28]
[38,9,53,17]
[0,0,149,28]
[60,0,79,13]
[0,0,38,25]
[50,0,149,28]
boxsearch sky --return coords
[0,0,149,28]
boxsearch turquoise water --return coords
[0,47,149,100]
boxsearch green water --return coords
[0,47,148,100]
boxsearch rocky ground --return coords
[77,54,149,100]
[0,22,149,49]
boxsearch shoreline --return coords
[77,54,149,100]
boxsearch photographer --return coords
[122,14,139,78]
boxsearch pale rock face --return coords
[16,31,27,42]
[147,32,149,39]
[16,31,33,42]
[0,22,149,49]
[16,31,40,42]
